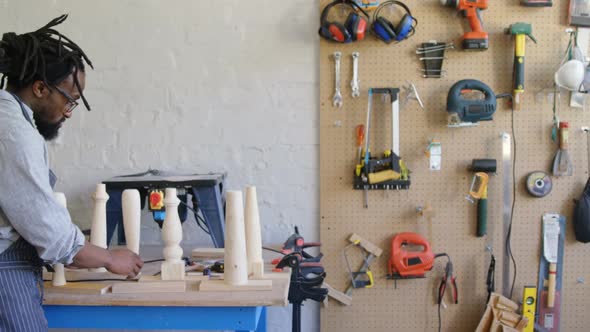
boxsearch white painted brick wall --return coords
[0,1,320,331]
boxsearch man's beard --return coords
[33,112,65,141]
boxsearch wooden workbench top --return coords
[43,272,289,307]
[43,246,290,307]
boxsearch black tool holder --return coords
[416,42,453,78]
[274,227,327,332]
[276,253,327,332]
[353,88,411,191]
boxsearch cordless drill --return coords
[441,0,489,50]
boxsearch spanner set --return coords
[331,51,361,108]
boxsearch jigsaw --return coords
[387,232,435,279]
[446,79,498,128]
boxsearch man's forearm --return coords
[70,242,112,269]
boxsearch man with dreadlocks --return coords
[0,15,143,331]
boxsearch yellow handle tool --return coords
[468,172,490,237]
[506,23,536,109]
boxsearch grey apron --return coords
[0,93,53,332]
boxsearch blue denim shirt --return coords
[0,90,85,264]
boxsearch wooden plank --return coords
[111,281,187,294]
[348,233,383,257]
[185,272,223,280]
[257,271,291,280]
[43,276,288,307]
[199,279,272,292]
[139,274,215,282]
[322,282,352,306]
[191,248,224,259]
[43,282,112,295]
[43,269,131,282]
[184,270,288,281]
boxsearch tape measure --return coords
[525,171,552,197]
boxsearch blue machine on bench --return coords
[103,170,226,248]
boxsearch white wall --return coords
[0,1,320,331]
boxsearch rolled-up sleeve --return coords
[0,129,85,264]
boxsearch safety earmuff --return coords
[371,1,417,43]
[319,0,370,43]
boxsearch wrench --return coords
[332,51,343,108]
[351,52,360,98]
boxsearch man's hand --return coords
[71,243,144,278]
[106,248,144,278]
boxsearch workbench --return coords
[42,247,289,331]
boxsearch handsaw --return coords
[543,215,560,308]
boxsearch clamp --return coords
[272,226,324,272]
[276,253,327,332]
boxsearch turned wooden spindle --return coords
[52,192,67,286]
[161,188,185,280]
[245,186,264,279]
[224,190,248,286]
[122,189,141,255]
[90,184,109,272]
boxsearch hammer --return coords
[471,159,497,237]
[505,23,536,109]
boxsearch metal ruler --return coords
[391,90,400,156]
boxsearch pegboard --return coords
[319,1,590,331]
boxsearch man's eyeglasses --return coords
[53,85,79,113]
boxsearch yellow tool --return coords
[467,158,496,237]
[468,172,489,201]
[506,23,536,109]
[355,124,365,180]
[522,286,537,332]
[367,149,403,184]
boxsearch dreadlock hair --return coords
[0,14,93,110]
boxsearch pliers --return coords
[438,260,458,304]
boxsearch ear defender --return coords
[345,12,368,41]
[319,0,371,43]
[394,14,414,41]
[319,22,351,43]
[372,17,397,43]
[371,0,417,44]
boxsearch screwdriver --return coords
[355,124,369,208]
[356,124,365,162]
